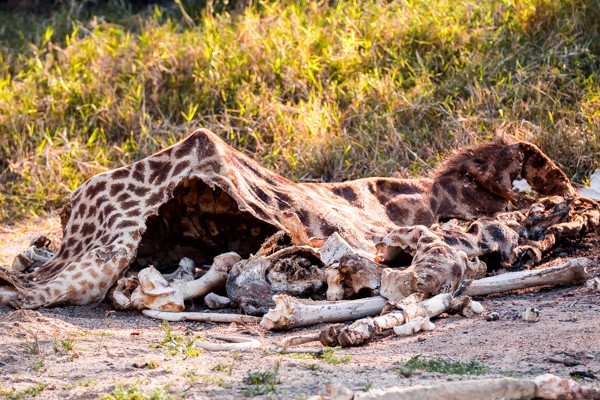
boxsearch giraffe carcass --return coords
[0,129,586,311]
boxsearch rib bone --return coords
[142,309,260,323]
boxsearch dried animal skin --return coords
[12,236,55,272]
[0,286,17,305]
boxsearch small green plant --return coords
[75,379,98,388]
[263,346,351,364]
[19,329,41,355]
[199,374,226,388]
[96,385,179,400]
[60,337,75,352]
[150,320,200,357]
[212,361,235,375]
[20,341,40,355]
[397,355,487,377]
[242,361,280,397]
[0,384,47,399]
[306,363,320,372]
[320,347,352,365]
[30,360,45,372]
[53,336,76,353]
[146,360,159,369]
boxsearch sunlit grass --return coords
[0,0,598,223]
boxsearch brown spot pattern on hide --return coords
[333,186,358,202]
[121,200,139,210]
[110,183,125,197]
[132,162,146,182]
[80,223,95,236]
[112,169,130,180]
[149,160,172,185]
[172,160,191,176]
[85,181,107,199]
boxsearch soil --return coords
[0,215,599,399]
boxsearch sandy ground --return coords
[0,216,599,399]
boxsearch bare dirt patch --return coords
[0,216,599,399]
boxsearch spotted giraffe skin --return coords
[2,129,575,308]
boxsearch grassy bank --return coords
[0,0,598,222]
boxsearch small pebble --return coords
[485,312,500,321]
[522,307,540,322]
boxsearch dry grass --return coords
[0,0,598,223]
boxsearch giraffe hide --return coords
[0,129,578,309]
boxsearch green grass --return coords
[96,385,179,400]
[397,355,487,377]
[0,0,598,223]
[150,320,200,357]
[0,384,47,400]
[242,361,280,397]
[264,346,352,364]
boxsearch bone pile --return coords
[2,192,598,352]
[138,194,599,350]
[4,194,588,354]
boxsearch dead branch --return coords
[142,309,260,324]
[260,295,387,330]
[463,257,592,296]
